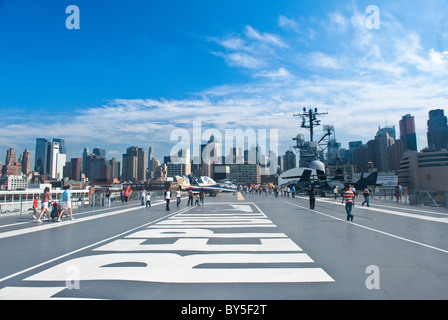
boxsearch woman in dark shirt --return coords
[309,187,316,210]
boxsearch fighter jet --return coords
[175,175,238,196]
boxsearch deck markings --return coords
[0,201,334,299]
[285,201,448,254]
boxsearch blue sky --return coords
[1,0,448,164]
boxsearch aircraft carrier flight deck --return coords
[0,192,447,301]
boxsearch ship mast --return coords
[292,106,332,167]
[294,107,328,142]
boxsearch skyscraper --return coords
[427,109,448,151]
[148,146,154,161]
[122,146,146,182]
[49,141,66,179]
[375,131,395,172]
[82,147,89,174]
[147,146,159,180]
[5,148,17,165]
[376,125,396,140]
[70,158,82,181]
[201,135,221,177]
[35,138,48,174]
[122,147,138,182]
[21,149,31,174]
[34,138,66,177]
[137,148,147,181]
[52,138,66,154]
[93,148,106,159]
[283,150,296,171]
[399,114,418,151]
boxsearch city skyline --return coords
[1,1,448,162]
[0,109,445,168]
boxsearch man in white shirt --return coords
[165,189,171,211]
[176,187,181,207]
[141,190,147,206]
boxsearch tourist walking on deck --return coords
[362,187,370,207]
[199,188,204,205]
[342,186,355,221]
[396,184,402,203]
[146,192,151,208]
[141,189,147,206]
[165,189,171,211]
[194,193,200,206]
[309,187,316,210]
[187,188,194,206]
[36,187,53,223]
[32,196,39,219]
[333,186,339,201]
[58,184,75,221]
[177,187,181,207]
[105,188,111,207]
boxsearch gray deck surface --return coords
[0,192,447,301]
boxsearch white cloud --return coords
[220,38,245,50]
[308,52,343,69]
[429,49,448,65]
[254,67,291,78]
[244,25,288,48]
[279,16,300,33]
[209,24,290,72]
[328,12,349,32]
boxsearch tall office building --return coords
[166,148,191,178]
[122,146,146,182]
[109,158,121,180]
[148,146,154,161]
[93,148,106,159]
[5,148,17,165]
[82,147,89,174]
[89,156,110,181]
[427,109,448,151]
[137,148,147,182]
[147,146,159,180]
[49,141,66,179]
[399,114,418,151]
[52,138,66,154]
[374,131,395,172]
[70,158,83,181]
[201,135,221,177]
[122,147,138,182]
[35,138,48,174]
[21,149,31,174]
[227,147,244,164]
[34,138,67,177]
[283,150,296,171]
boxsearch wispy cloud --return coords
[244,25,288,48]
[209,24,289,72]
[254,67,291,78]
[278,15,300,33]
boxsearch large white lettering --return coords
[93,238,303,252]
[24,253,333,283]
